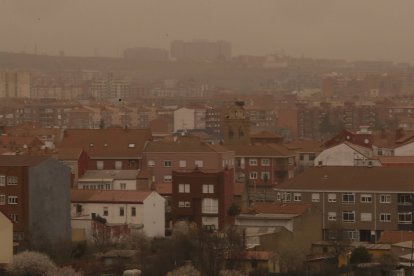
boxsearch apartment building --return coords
[227,143,295,202]
[171,168,234,231]
[275,166,414,242]
[0,156,71,250]
[71,190,165,237]
[143,135,234,194]
[59,128,152,170]
[0,70,30,98]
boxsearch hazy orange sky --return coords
[2,0,414,62]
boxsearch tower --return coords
[223,101,250,145]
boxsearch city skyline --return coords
[1,0,414,62]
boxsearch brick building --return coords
[59,128,152,170]
[275,166,414,242]
[0,156,71,250]
[171,168,234,231]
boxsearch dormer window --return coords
[128,144,136,148]
[89,143,94,147]
[103,143,108,147]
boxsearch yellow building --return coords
[0,211,13,264]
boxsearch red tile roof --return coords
[277,166,414,192]
[71,190,152,204]
[153,183,172,195]
[59,128,152,158]
[57,148,85,160]
[145,135,230,153]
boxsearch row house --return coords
[171,168,234,231]
[227,143,295,202]
[275,166,414,242]
[58,128,152,171]
[0,156,71,250]
[71,190,165,237]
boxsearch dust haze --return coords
[1,0,414,62]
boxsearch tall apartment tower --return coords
[0,70,31,98]
[223,101,250,145]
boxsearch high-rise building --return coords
[0,70,31,98]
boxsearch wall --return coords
[143,192,165,237]
[29,158,71,248]
[72,202,144,225]
[0,211,13,264]
[173,108,195,132]
[314,143,369,166]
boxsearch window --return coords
[344,230,359,241]
[178,201,191,208]
[0,175,5,186]
[115,160,122,170]
[312,193,320,202]
[202,184,214,194]
[249,172,257,179]
[128,143,136,148]
[342,193,355,203]
[293,193,302,202]
[261,171,270,181]
[299,154,304,161]
[178,184,190,193]
[179,160,187,168]
[398,194,412,205]
[380,194,391,203]
[379,213,391,222]
[96,161,104,170]
[202,198,219,214]
[131,207,136,217]
[102,207,108,216]
[163,175,172,182]
[7,176,18,185]
[261,159,270,166]
[309,153,316,161]
[343,211,355,222]
[360,213,372,222]
[328,212,337,221]
[398,212,412,224]
[288,157,294,165]
[128,160,137,168]
[361,194,372,203]
[328,193,336,203]
[8,196,18,204]
[0,194,5,205]
[120,183,126,190]
[195,160,204,167]
[282,192,291,202]
[147,160,155,167]
[10,214,18,223]
[119,207,125,216]
[249,159,258,166]
[164,160,172,167]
